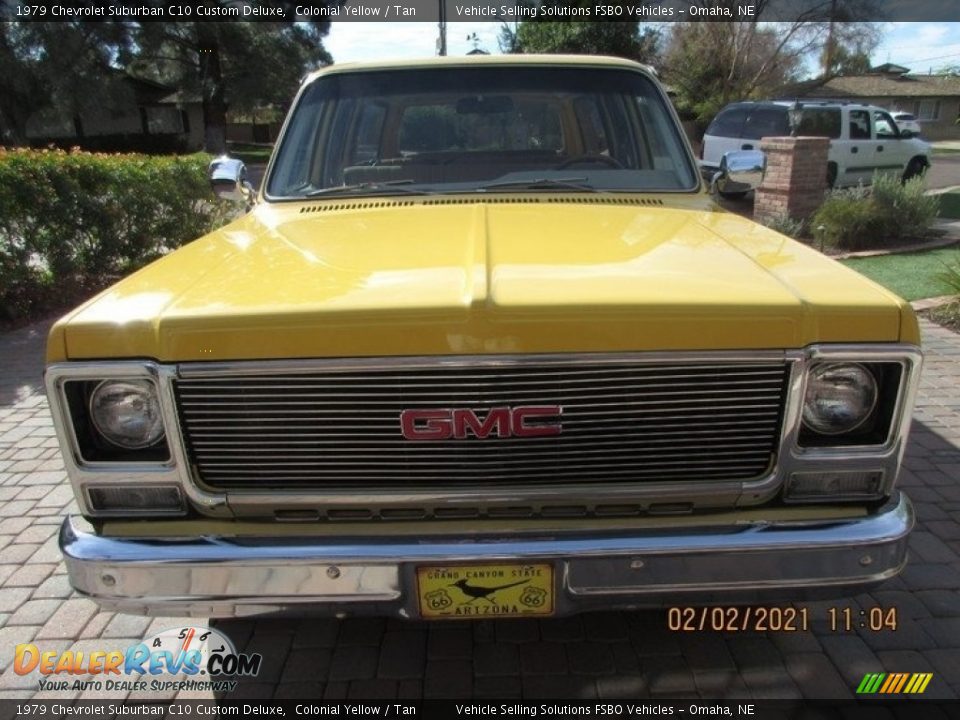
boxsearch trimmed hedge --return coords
[29,133,190,156]
[0,148,233,322]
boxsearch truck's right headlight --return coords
[89,380,165,450]
[802,362,878,435]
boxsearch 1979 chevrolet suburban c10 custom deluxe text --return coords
[46,55,921,620]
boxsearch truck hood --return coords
[49,197,914,362]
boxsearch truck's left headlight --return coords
[89,380,165,449]
[802,362,878,435]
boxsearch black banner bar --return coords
[1,700,959,720]
[2,0,959,23]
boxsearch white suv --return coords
[891,111,923,136]
[702,101,930,191]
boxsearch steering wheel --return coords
[556,154,624,170]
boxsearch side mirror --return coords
[898,128,915,139]
[209,156,254,206]
[712,150,765,195]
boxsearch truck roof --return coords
[304,54,655,84]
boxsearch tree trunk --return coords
[0,105,29,146]
[196,22,227,155]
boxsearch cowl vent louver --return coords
[300,200,415,213]
[299,196,664,213]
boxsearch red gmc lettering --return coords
[454,407,511,438]
[400,406,562,440]
[512,406,564,437]
[399,409,451,440]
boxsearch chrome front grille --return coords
[173,358,791,490]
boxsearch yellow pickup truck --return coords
[46,55,921,620]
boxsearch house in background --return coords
[25,74,204,152]
[780,64,960,140]
[226,106,284,145]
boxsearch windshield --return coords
[266,67,698,199]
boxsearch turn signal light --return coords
[87,485,184,514]
[784,471,883,502]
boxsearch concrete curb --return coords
[911,295,958,311]
[927,185,960,196]
[832,234,960,260]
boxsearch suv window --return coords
[706,106,748,137]
[849,110,871,140]
[267,67,697,197]
[797,108,841,139]
[741,107,789,140]
[873,111,899,139]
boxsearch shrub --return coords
[872,172,941,240]
[761,211,806,239]
[811,173,940,251]
[941,251,960,297]
[28,133,190,155]
[0,148,233,322]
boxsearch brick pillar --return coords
[754,136,830,225]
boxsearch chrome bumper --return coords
[60,493,914,618]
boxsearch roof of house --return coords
[872,63,910,75]
[786,71,960,99]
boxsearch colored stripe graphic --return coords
[904,674,920,693]
[856,673,885,693]
[879,673,897,693]
[912,673,933,694]
[857,672,932,694]
[892,673,909,693]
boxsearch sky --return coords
[324,21,960,76]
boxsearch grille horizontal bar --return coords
[174,359,790,490]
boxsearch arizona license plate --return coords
[416,563,554,619]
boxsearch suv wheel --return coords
[903,157,927,182]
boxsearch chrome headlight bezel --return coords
[778,344,922,503]
[44,361,204,518]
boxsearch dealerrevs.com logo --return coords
[14,626,261,693]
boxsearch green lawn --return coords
[841,247,960,300]
[938,190,960,220]
[227,143,273,165]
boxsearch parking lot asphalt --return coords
[0,318,958,701]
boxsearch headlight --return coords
[89,380,165,449]
[802,363,878,435]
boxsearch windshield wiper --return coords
[478,177,597,192]
[305,180,427,197]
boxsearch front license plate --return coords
[416,563,554,619]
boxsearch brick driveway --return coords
[0,319,958,701]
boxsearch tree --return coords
[663,22,811,127]
[0,22,134,145]
[823,43,873,76]
[512,22,661,65]
[498,22,520,54]
[662,0,881,128]
[820,18,880,78]
[129,10,336,153]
